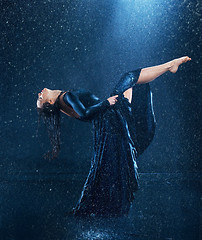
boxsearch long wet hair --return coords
[37,91,64,160]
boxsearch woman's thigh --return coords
[123,87,132,103]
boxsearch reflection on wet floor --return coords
[0,172,201,240]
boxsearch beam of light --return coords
[109,0,166,53]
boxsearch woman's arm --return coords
[63,92,118,120]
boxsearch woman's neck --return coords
[52,90,63,103]
[58,91,80,119]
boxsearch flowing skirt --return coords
[73,68,156,216]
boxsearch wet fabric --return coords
[63,68,156,216]
[63,90,110,121]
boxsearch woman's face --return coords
[37,88,53,108]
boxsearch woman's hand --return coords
[107,95,118,106]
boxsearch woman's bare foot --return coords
[169,56,191,73]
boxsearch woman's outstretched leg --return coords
[123,88,133,103]
[137,56,191,84]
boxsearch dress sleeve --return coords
[63,92,110,120]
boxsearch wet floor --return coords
[0,172,201,240]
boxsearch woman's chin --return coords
[37,100,42,108]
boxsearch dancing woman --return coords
[36,56,191,216]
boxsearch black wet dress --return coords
[62,68,156,216]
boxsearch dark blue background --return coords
[0,0,201,239]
